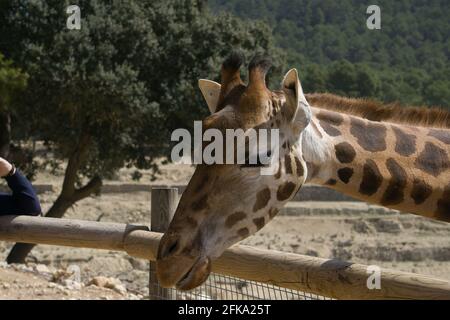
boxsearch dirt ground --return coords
[0,263,133,300]
[0,161,449,299]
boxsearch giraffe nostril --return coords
[167,240,179,255]
[158,236,180,259]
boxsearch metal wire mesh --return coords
[149,264,331,300]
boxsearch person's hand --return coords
[0,157,13,177]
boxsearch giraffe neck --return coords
[300,107,450,222]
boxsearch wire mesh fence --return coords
[148,189,332,300]
[149,265,332,300]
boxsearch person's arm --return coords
[0,158,41,216]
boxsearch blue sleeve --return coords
[0,170,42,216]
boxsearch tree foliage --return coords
[209,0,450,108]
[0,53,28,110]
[0,0,282,262]
[0,53,28,161]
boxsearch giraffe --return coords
[156,53,450,290]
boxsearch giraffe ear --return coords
[282,68,311,131]
[198,79,221,114]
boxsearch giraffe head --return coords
[156,53,312,290]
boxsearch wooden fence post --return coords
[148,187,178,300]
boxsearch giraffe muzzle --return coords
[175,256,211,291]
[156,248,211,290]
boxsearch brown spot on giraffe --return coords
[435,184,450,222]
[335,142,356,164]
[195,174,209,192]
[186,216,198,229]
[276,182,297,201]
[285,154,293,174]
[253,217,265,231]
[318,121,341,137]
[268,207,279,219]
[350,118,387,152]
[225,211,247,228]
[410,179,432,205]
[274,161,282,179]
[317,111,344,137]
[237,228,250,238]
[392,126,416,157]
[317,111,344,126]
[326,179,337,186]
[337,167,354,184]
[381,158,407,206]
[322,124,341,137]
[294,156,304,177]
[181,246,193,256]
[191,194,208,211]
[429,129,450,145]
[415,142,449,177]
[253,187,271,212]
[359,159,383,196]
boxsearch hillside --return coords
[208,0,450,107]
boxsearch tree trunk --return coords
[6,175,102,263]
[6,196,74,264]
[0,112,11,158]
[6,132,102,264]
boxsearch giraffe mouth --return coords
[176,256,211,290]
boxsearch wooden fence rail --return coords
[0,215,449,299]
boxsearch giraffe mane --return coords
[305,93,450,129]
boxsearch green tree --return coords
[209,0,450,106]
[0,53,28,158]
[327,60,358,96]
[355,66,380,98]
[0,0,283,263]
[425,80,450,108]
[302,64,327,93]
